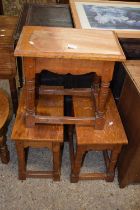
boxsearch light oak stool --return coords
[69,92,128,183]
[11,87,63,180]
[0,89,10,164]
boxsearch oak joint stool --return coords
[14,26,125,130]
[11,87,64,180]
[69,93,128,183]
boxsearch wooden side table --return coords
[14,26,125,129]
[118,60,140,188]
[0,16,18,114]
[11,87,64,180]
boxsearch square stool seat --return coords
[70,92,128,182]
[11,87,63,180]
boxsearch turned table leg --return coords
[24,58,36,127]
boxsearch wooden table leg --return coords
[24,58,35,127]
[9,78,18,115]
[53,142,61,181]
[106,146,122,182]
[15,141,26,180]
[71,146,84,183]
[0,135,9,164]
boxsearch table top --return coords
[70,0,140,39]
[14,26,125,61]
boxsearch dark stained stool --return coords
[0,89,10,164]
[11,87,64,180]
[0,16,18,114]
[69,93,128,183]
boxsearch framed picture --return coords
[70,0,140,38]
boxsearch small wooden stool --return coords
[0,89,10,164]
[69,92,128,183]
[11,87,64,180]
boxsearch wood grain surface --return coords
[73,92,128,145]
[14,26,125,61]
[11,87,63,142]
[123,60,140,93]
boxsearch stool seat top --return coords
[0,89,9,129]
[11,87,63,142]
[123,60,140,94]
[73,93,127,145]
[14,26,125,61]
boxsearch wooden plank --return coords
[35,115,96,125]
[79,172,107,180]
[26,170,53,178]
[39,86,92,96]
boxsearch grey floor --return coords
[0,80,140,210]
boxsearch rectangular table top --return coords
[70,0,140,39]
[14,26,125,61]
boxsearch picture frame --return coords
[70,0,140,38]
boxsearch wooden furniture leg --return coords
[9,78,18,114]
[24,58,35,127]
[0,135,9,164]
[106,146,122,182]
[71,146,85,183]
[53,142,61,181]
[15,141,26,180]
